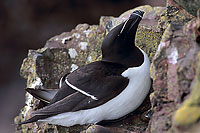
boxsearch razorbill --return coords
[19,10,151,127]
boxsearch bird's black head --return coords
[101,10,144,67]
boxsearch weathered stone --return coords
[148,6,199,132]
[172,19,200,132]
[173,0,200,17]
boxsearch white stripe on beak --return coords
[131,13,142,18]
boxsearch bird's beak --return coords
[119,10,144,35]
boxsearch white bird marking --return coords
[59,76,63,89]
[131,12,142,18]
[65,77,98,100]
[120,19,129,34]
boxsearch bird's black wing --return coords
[20,61,129,124]
[25,88,58,103]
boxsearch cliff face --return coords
[15,1,200,132]
[148,8,200,133]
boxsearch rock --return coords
[148,4,199,132]
[84,125,112,133]
[83,124,136,133]
[173,0,200,17]
[172,19,200,132]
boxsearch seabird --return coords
[19,10,151,127]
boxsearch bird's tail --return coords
[18,115,47,125]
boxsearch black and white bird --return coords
[19,10,151,127]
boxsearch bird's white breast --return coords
[40,48,151,127]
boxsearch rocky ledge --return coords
[15,1,200,132]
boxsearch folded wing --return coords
[20,61,129,124]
